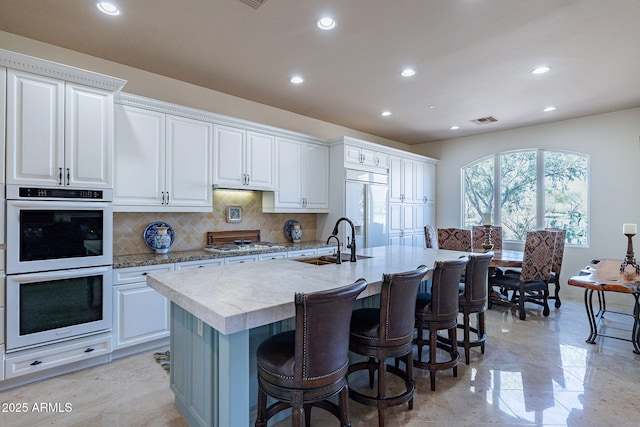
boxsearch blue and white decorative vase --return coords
[153,226,172,254]
[292,224,302,243]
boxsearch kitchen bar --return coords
[146,245,468,427]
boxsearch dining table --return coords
[567,259,640,354]
[477,249,524,308]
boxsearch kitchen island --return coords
[146,245,468,427]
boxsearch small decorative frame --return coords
[226,205,242,223]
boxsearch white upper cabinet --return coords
[415,161,436,205]
[6,70,113,188]
[262,137,329,213]
[114,104,213,212]
[213,125,274,190]
[344,142,389,171]
[389,156,415,203]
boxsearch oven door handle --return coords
[8,266,112,283]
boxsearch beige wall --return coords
[0,30,410,151]
[413,107,640,301]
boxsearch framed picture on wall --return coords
[226,205,242,223]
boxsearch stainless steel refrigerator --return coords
[345,170,389,249]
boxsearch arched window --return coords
[462,149,589,246]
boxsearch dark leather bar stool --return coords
[458,252,493,364]
[414,258,468,391]
[347,265,428,427]
[255,278,367,427]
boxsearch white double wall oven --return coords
[5,185,113,351]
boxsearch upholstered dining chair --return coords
[255,278,367,427]
[437,228,472,251]
[457,252,493,364]
[546,228,567,308]
[490,230,556,321]
[348,265,429,427]
[472,225,503,251]
[424,225,439,249]
[414,258,468,391]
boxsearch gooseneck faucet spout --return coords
[326,235,341,264]
[331,217,357,262]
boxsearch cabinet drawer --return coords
[5,333,111,379]
[176,259,224,270]
[287,249,319,258]
[224,255,258,264]
[113,264,174,285]
[258,251,287,261]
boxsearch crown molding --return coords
[0,48,127,92]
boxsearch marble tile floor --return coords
[1,297,639,426]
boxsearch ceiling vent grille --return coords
[239,0,269,8]
[470,116,498,125]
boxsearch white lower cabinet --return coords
[224,254,258,264]
[286,248,318,258]
[176,259,225,270]
[112,264,173,350]
[258,251,287,261]
[4,333,111,379]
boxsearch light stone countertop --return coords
[113,241,333,269]
[146,246,468,335]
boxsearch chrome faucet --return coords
[331,217,357,262]
[326,235,341,264]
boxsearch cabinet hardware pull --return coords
[84,348,95,353]
[162,192,165,204]
[376,157,380,166]
[58,168,63,185]
[30,360,42,366]
[66,168,70,185]
[166,192,170,204]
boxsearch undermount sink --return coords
[294,253,373,266]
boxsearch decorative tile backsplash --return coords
[113,190,318,256]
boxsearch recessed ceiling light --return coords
[380,111,392,117]
[532,65,551,75]
[317,16,336,30]
[427,105,436,109]
[400,68,416,77]
[543,106,557,112]
[96,1,120,16]
[289,75,304,84]
[450,125,460,130]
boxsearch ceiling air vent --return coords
[238,0,269,8]
[470,116,498,125]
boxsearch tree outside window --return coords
[463,150,588,245]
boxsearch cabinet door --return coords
[303,143,329,210]
[246,132,275,190]
[402,159,415,202]
[113,282,169,349]
[0,68,6,188]
[6,70,64,186]
[274,138,304,208]
[376,152,390,170]
[166,115,213,209]
[414,161,425,204]
[65,83,113,188]
[389,156,403,203]
[424,162,436,205]
[213,125,245,189]
[113,105,166,208]
[389,203,403,234]
[345,144,362,165]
